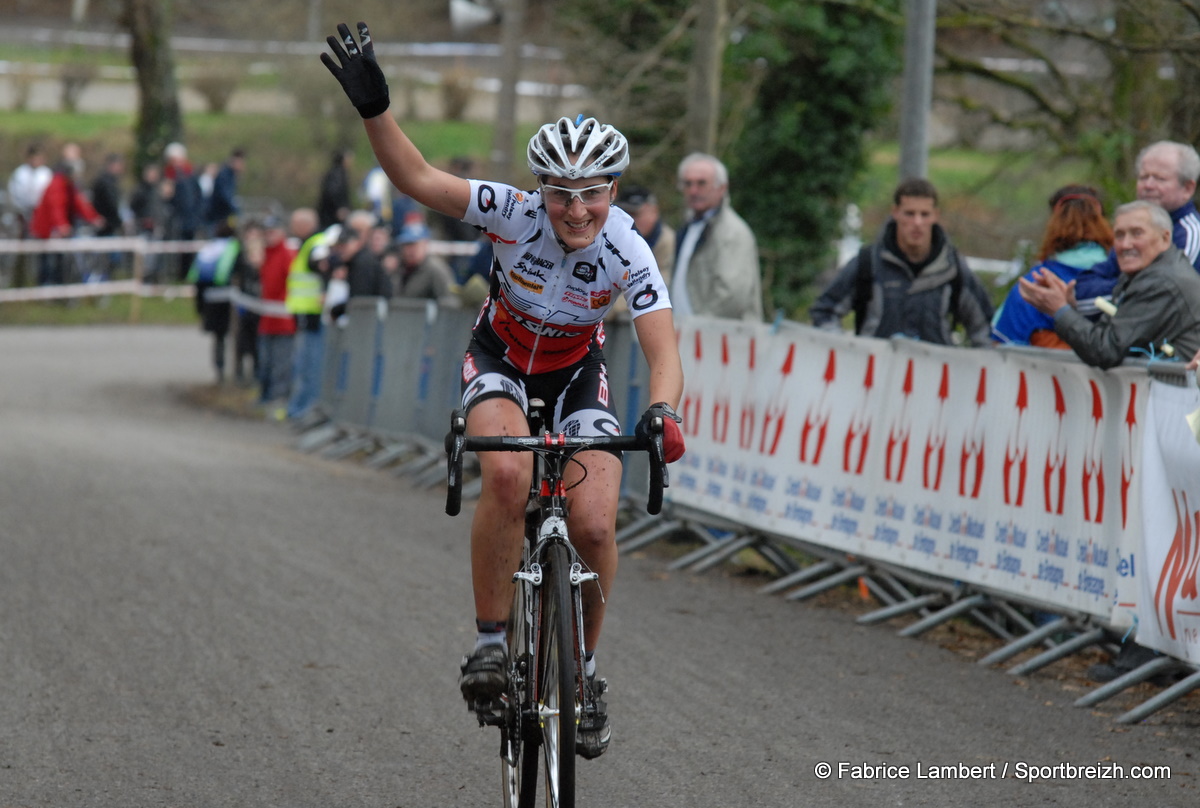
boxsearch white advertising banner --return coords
[1136,381,1200,663]
[671,317,1158,622]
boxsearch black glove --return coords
[635,402,685,463]
[320,22,390,119]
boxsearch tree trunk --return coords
[124,0,183,175]
[489,0,526,185]
[685,0,726,156]
[1103,1,1173,181]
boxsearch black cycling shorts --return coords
[460,339,621,438]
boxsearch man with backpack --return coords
[810,178,993,346]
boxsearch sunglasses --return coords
[540,181,614,207]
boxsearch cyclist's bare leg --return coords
[467,397,533,629]
[564,450,623,651]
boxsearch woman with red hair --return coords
[991,185,1115,347]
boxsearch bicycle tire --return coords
[539,542,577,808]
[503,545,539,808]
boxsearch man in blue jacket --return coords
[206,148,245,233]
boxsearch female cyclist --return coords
[323,22,686,759]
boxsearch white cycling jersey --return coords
[461,179,672,375]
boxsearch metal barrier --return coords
[291,302,1199,726]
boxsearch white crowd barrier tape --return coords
[0,237,209,254]
[669,317,1200,662]
[0,237,482,257]
[0,280,192,303]
[200,286,291,317]
[0,237,485,308]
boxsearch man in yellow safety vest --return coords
[284,208,329,421]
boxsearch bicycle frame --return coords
[446,402,667,808]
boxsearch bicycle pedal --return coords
[469,696,507,727]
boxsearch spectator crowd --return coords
[5,136,1200,415]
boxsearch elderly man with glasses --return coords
[1019,200,1200,368]
[671,152,763,321]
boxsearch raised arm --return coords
[322,22,470,220]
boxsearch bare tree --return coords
[123,0,183,173]
[936,0,1200,195]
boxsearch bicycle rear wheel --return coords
[538,542,577,808]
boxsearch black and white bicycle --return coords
[446,399,667,808]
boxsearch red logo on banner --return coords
[959,367,987,498]
[682,330,703,437]
[922,364,950,491]
[799,348,833,464]
[760,343,794,456]
[711,333,731,443]
[739,338,757,450]
[1004,371,1029,506]
[1153,490,1200,640]
[1044,376,1068,515]
[1081,380,1105,524]
[842,354,874,475]
[1121,383,1138,529]
[886,360,914,482]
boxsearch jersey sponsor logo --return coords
[463,377,487,406]
[522,252,555,271]
[603,234,633,267]
[495,297,593,336]
[593,414,620,436]
[562,289,588,307]
[461,372,525,409]
[513,261,548,283]
[500,378,522,400]
[629,266,652,285]
[484,230,519,246]
[572,262,597,283]
[508,269,544,294]
[590,290,612,309]
[500,189,525,220]
[631,283,660,311]
[477,184,499,214]
[462,353,479,382]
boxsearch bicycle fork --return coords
[519,517,600,734]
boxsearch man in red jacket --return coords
[256,215,297,409]
[29,144,104,285]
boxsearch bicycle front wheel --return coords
[503,573,539,808]
[538,542,577,808]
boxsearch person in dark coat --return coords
[90,153,125,237]
[317,149,354,230]
[186,222,246,382]
[164,142,204,280]
[205,148,245,233]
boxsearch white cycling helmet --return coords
[527,115,630,180]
